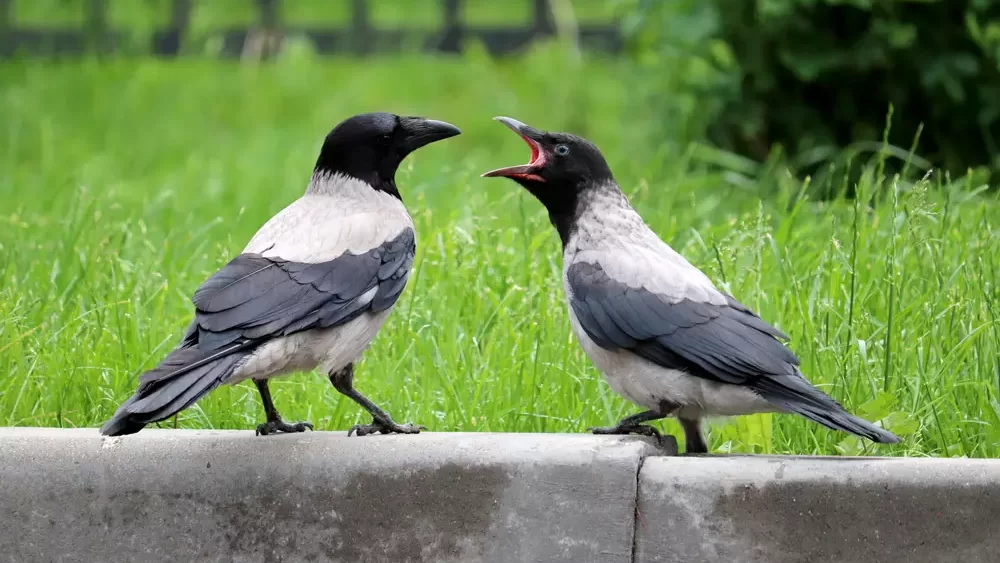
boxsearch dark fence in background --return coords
[0,0,621,58]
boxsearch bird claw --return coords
[255,420,313,436]
[588,424,662,441]
[348,419,425,437]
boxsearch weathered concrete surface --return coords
[6,430,999,563]
[0,428,668,563]
[635,455,1000,563]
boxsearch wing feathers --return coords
[568,261,808,391]
[192,227,414,345]
[100,228,416,437]
[192,258,279,312]
[567,259,898,442]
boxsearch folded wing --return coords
[188,227,414,354]
[101,228,415,435]
[566,260,898,443]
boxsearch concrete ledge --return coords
[3,429,999,563]
[0,428,667,563]
[635,456,1000,563]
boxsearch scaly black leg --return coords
[253,379,313,436]
[679,417,708,454]
[328,363,423,437]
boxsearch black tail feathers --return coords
[100,342,252,436]
[754,374,901,444]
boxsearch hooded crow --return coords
[101,112,460,437]
[483,116,899,452]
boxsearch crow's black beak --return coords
[398,117,461,154]
[482,116,547,182]
[491,116,546,142]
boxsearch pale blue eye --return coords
[555,144,570,156]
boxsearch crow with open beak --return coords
[101,112,461,437]
[483,116,899,452]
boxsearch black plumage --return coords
[193,228,413,350]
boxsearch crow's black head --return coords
[482,117,614,238]
[314,112,461,198]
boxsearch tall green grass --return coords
[1,52,997,456]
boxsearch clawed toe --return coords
[348,419,424,437]
[588,424,662,441]
[255,420,313,436]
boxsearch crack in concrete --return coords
[628,436,678,563]
[629,453,648,563]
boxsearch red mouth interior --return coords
[523,134,541,165]
[481,127,547,181]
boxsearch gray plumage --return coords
[483,116,899,451]
[102,112,460,436]
[100,174,415,436]
[565,250,897,444]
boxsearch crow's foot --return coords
[588,423,662,441]
[255,420,313,436]
[348,418,424,437]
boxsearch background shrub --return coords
[626,0,1000,184]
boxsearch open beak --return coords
[482,116,547,182]
[398,117,462,154]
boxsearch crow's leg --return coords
[253,379,313,436]
[588,400,680,443]
[678,416,708,454]
[328,363,423,437]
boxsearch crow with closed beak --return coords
[101,112,460,437]
[483,117,899,452]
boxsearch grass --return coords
[0,47,998,457]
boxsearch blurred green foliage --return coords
[621,0,738,153]
[626,0,1000,182]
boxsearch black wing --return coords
[189,227,415,352]
[567,261,901,444]
[103,228,416,435]
[566,261,798,387]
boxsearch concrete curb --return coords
[1,429,998,563]
[0,428,669,563]
[635,455,1000,563]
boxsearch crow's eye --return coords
[555,144,570,156]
